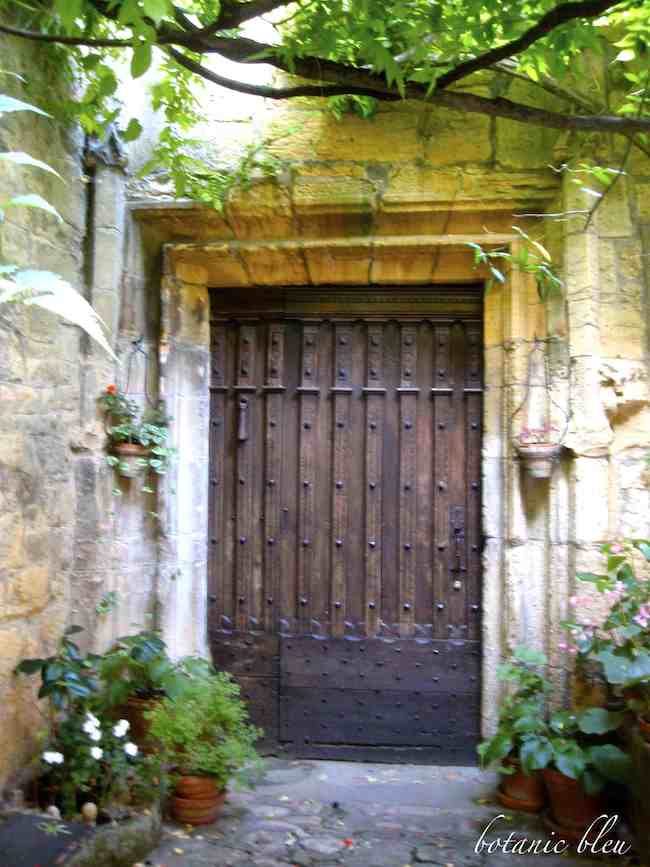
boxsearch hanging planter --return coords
[514,430,562,479]
[98,384,175,485]
[110,441,151,478]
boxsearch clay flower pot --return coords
[543,767,606,834]
[171,776,226,826]
[497,757,547,813]
[514,442,562,479]
[112,442,150,478]
[120,695,162,754]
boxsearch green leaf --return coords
[577,708,624,735]
[54,0,83,31]
[520,736,553,773]
[637,542,650,561]
[555,745,586,780]
[122,119,143,143]
[0,95,49,117]
[64,625,85,636]
[4,194,62,222]
[0,152,61,178]
[131,43,153,79]
[143,0,171,24]
[8,270,116,359]
[582,768,605,796]
[14,658,45,675]
[588,744,632,784]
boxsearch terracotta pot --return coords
[497,757,546,813]
[111,442,150,478]
[637,715,650,743]
[119,695,162,753]
[515,442,562,479]
[171,777,225,826]
[543,767,606,832]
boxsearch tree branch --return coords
[187,34,650,134]
[436,0,627,90]
[206,0,296,33]
[0,20,135,47]
[166,47,398,99]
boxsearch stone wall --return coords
[0,35,88,787]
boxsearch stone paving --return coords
[144,760,641,867]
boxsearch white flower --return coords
[82,719,99,736]
[112,719,130,738]
[42,751,64,765]
[124,742,138,758]
[89,728,102,742]
[85,711,100,727]
[90,746,103,760]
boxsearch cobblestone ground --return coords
[144,760,639,867]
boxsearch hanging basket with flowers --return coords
[99,385,175,480]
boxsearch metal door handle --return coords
[238,397,249,442]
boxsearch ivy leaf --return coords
[131,43,153,79]
[122,119,143,142]
[0,152,61,178]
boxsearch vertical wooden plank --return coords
[465,324,483,641]
[208,321,227,632]
[364,323,386,636]
[432,324,452,639]
[263,324,286,632]
[447,321,468,638]
[235,324,257,631]
[381,322,400,631]
[415,321,434,630]
[297,323,321,631]
[398,324,419,637]
[331,323,353,638]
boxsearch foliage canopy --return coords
[1,0,650,197]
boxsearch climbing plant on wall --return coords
[0,0,649,203]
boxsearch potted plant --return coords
[478,647,550,813]
[519,708,630,842]
[513,424,561,478]
[98,632,203,751]
[98,385,175,479]
[146,673,262,825]
[562,539,650,736]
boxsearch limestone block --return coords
[293,176,377,214]
[482,457,505,538]
[175,262,208,286]
[462,169,559,204]
[226,181,295,240]
[571,457,610,543]
[296,210,375,240]
[304,243,372,285]
[168,245,248,289]
[635,182,650,222]
[266,106,424,162]
[4,566,50,618]
[382,166,461,207]
[421,109,491,166]
[92,227,124,294]
[370,240,434,284]
[594,180,633,238]
[239,244,309,286]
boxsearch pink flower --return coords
[634,614,649,628]
[558,642,568,651]
[568,647,578,655]
[569,596,579,607]
[610,543,624,554]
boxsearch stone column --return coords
[157,258,211,658]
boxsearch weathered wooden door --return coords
[208,287,483,763]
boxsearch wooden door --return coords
[208,287,483,763]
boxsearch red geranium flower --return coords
[106,384,117,395]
